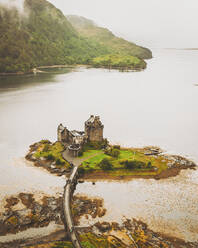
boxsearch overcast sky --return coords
[48,0,198,49]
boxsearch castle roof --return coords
[70,130,85,137]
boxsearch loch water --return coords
[0,49,197,241]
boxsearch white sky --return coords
[48,0,198,49]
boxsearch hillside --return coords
[0,0,152,73]
[0,0,110,73]
[67,15,152,60]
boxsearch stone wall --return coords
[57,126,75,144]
[86,126,103,142]
[85,116,104,142]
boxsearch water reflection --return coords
[0,67,72,93]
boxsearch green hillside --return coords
[67,15,152,60]
[0,0,110,73]
[0,0,152,73]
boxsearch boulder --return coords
[95,222,111,232]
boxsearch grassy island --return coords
[78,143,168,179]
[76,142,196,180]
[26,139,195,179]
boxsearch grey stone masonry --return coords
[57,115,104,157]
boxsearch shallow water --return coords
[0,222,64,243]
[0,49,197,241]
[75,168,198,242]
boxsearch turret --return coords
[57,123,64,142]
[85,115,104,142]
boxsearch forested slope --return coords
[0,0,152,73]
[67,15,152,60]
[0,0,110,73]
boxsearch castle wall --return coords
[85,116,104,142]
[86,127,103,142]
[57,130,62,142]
[57,126,72,143]
[58,115,104,158]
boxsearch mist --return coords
[48,0,198,49]
[0,0,24,13]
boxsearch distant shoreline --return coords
[0,62,146,76]
[0,65,80,76]
[164,48,198,50]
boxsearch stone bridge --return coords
[63,165,82,248]
[62,150,83,248]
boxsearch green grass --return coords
[34,142,70,168]
[79,149,102,159]
[80,232,126,248]
[81,151,108,172]
[26,232,126,248]
[79,148,169,176]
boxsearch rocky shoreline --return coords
[26,141,197,181]
[1,192,198,248]
[81,154,197,181]
[0,62,143,77]
[0,194,63,237]
[77,218,198,248]
[0,193,106,238]
[25,141,72,177]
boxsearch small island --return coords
[26,115,196,180]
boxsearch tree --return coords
[99,158,113,171]
[147,161,152,168]
[123,160,146,170]
[111,149,120,158]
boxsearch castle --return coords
[57,115,104,157]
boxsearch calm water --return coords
[75,168,198,242]
[0,49,197,240]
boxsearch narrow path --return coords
[62,150,82,248]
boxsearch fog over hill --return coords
[67,15,152,59]
[49,0,198,48]
[0,0,25,12]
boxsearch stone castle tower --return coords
[85,115,104,142]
